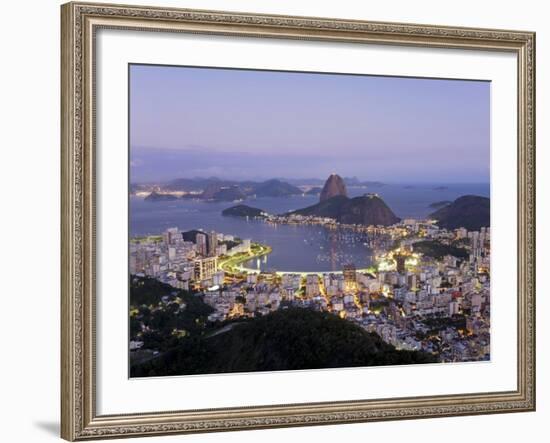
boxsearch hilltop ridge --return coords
[430,195,490,230]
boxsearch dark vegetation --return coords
[412,240,469,259]
[222,204,267,218]
[131,306,436,377]
[144,191,179,202]
[430,195,490,231]
[420,315,467,338]
[130,276,214,353]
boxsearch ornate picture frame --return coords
[61,2,535,440]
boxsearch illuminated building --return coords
[163,227,180,245]
[208,231,218,257]
[395,254,406,273]
[343,263,357,292]
[181,229,215,257]
[193,256,218,281]
[196,233,207,256]
[305,274,320,297]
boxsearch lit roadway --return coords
[218,242,374,277]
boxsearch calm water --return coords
[130,183,489,273]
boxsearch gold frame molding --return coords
[61,2,536,440]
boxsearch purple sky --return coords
[130,64,490,183]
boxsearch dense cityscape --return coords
[130,189,490,366]
[128,65,491,376]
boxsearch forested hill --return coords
[131,307,436,377]
[430,195,490,231]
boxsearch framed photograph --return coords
[61,2,536,440]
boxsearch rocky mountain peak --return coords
[320,173,348,202]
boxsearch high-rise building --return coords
[193,256,218,281]
[196,232,208,256]
[343,263,357,292]
[181,229,219,257]
[208,231,218,257]
[305,274,320,297]
[163,227,180,246]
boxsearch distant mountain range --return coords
[282,177,386,187]
[132,176,385,196]
[138,177,303,202]
[159,177,303,195]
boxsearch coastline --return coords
[217,242,273,275]
[219,241,375,276]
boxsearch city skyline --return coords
[130,64,490,183]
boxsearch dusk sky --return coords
[130,64,490,183]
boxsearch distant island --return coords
[433,186,449,191]
[429,200,452,209]
[144,191,179,202]
[222,204,267,218]
[430,195,490,230]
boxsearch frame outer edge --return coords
[60,1,536,439]
[61,2,77,441]
[527,31,536,411]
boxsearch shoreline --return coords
[217,242,273,275]
[219,241,375,276]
